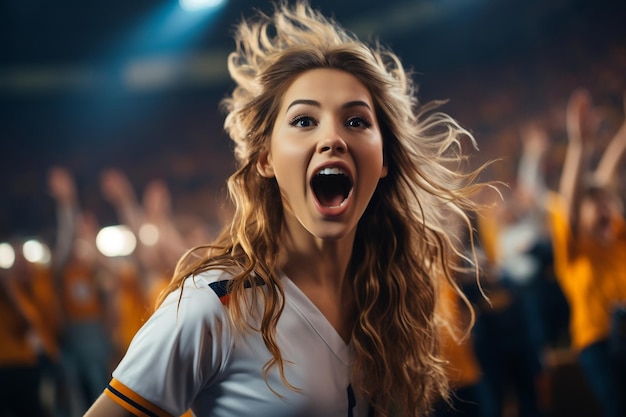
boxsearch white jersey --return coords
[106,269,371,417]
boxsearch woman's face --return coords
[258,68,387,241]
[578,191,620,241]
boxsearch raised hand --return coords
[565,88,600,146]
[48,166,77,204]
[520,123,548,157]
[143,179,172,220]
[559,88,601,228]
[595,90,626,186]
[100,168,137,207]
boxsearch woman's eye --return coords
[289,116,316,128]
[346,117,372,129]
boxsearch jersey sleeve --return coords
[106,271,233,416]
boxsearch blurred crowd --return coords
[435,84,626,417]
[1,166,221,417]
[1,24,626,417]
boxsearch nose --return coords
[317,124,347,154]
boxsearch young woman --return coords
[85,2,486,416]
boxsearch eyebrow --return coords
[286,99,372,111]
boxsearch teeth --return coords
[317,167,346,176]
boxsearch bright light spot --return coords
[22,239,51,265]
[179,0,226,12]
[96,225,137,257]
[125,56,179,90]
[0,243,15,269]
[139,223,160,246]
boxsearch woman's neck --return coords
[277,222,355,291]
[277,231,357,344]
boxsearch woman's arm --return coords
[594,91,626,186]
[100,168,146,232]
[558,89,599,235]
[84,393,135,417]
[48,166,79,271]
[142,179,190,268]
[517,122,549,207]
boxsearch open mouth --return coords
[311,167,353,208]
[597,215,611,230]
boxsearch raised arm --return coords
[558,89,600,233]
[101,171,186,290]
[594,91,626,186]
[142,179,189,268]
[100,168,146,233]
[518,122,549,202]
[48,167,80,271]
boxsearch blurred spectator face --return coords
[579,188,622,242]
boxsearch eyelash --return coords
[288,115,372,129]
[289,114,315,127]
[347,117,372,129]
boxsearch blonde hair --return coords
[160,2,486,415]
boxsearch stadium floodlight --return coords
[96,225,137,257]
[179,0,226,12]
[22,239,51,265]
[139,223,160,246]
[0,243,16,269]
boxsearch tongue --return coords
[317,190,345,208]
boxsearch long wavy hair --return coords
[158,2,486,416]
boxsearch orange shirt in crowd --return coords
[547,192,626,350]
[29,265,62,359]
[62,258,105,322]
[0,286,39,367]
[475,206,499,267]
[115,261,148,352]
[438,277,482,388]
[0,265,60,366]
[146,272,171,314]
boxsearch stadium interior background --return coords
[2,0,625,239]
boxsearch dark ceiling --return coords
[2,0,622,82]
[2,0,622,140]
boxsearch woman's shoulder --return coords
[188,268,267,306]
[186,268,236,288]
[156,269,236,316]
[191,269,236,303]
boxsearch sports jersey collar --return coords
[277,270,354,366]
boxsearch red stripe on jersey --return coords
[219,294,230,305]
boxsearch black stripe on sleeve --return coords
[106,384,160,417]
[208,277,266,298]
